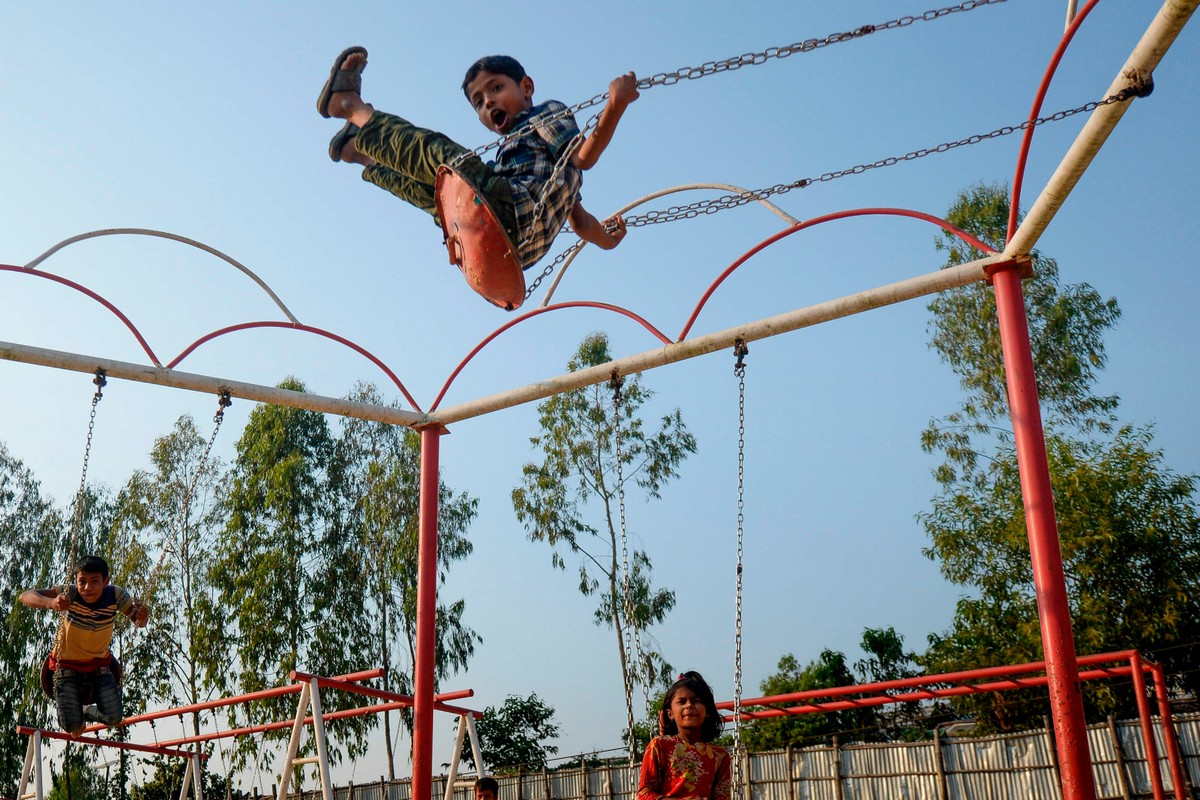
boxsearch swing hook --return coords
[214,389,233,423]
[733,339,749,375]
[608,369,624,401]
[92,368,107,399]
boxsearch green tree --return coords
[853,627,942,741]
[512,332,694,704]
[920,183,1200,731]
[740,650,870,750]
[334,382,481,778]
[202,378,375,768]
[114,414,230,740]
[462,693,560,773]
[129,757,240,800]
[45,748,106,800]
[0,443,62,790]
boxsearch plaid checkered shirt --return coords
[490,100,583,268]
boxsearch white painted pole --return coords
[308,678,335,800]
[430,253,1015,426]
[276,683,312,800]
[466,715,486,777]
[1007,0,1199,259]
[443,716,469,800]
[0,340,424,427]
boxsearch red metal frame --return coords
[15,725,204,760]
[714,650,1187,800]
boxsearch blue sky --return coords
[2,0,1198,786]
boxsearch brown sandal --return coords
[316,46,367,118]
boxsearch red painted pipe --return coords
[1150,661,1190,800]
[1131,654,1167,800]
[87,668,384,733]
[16,726,203,759]
[413,427,444,800]
[724,666,1135,720]
[991,263,1095,800]
[154,700,415,747]
[717,650,1141,710]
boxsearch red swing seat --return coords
[434,166,526,311]
[40,653,123,701]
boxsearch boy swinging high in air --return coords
[317,47,638,275]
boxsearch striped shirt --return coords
[57,584,132,668]
[490,100,583,268]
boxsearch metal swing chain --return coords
[52,369,107,663]
[524,74,1147,303]
[621,87,1149,229]
[732,340,749,799]
[453,0,1006,167]
[611,371,639,766]
[145,391,232,602]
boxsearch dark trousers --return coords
[356,110,518,238]
[54,666,122,734]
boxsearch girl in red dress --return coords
[638,672,731,800]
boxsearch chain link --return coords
[611,372,638,766]
[525,89,1137,303]
[454,0,1005,166]
[732,341,748,799]
[53,369,107,663]
[145,390,232,600]
[623,91,1137,229]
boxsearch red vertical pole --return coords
[990,265,1096,800]
[1131,655,1167,800]
[1150,662,1189,800]
[412,426,445,800]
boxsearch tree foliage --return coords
[0,444,62,788]
[512,332,694,705]
[462,693,560,773]
[334,382,480,777]
[920,183,1200,732]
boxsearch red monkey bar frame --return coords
[716,650,1188,800]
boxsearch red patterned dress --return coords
[638,735,731,800]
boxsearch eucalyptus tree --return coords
[333,382,480,778]
[513,332,695,702]
[203,378,375,768]
[919,183,1200,731]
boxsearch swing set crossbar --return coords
[14,726,203,759]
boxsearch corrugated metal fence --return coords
[295,713,1200,800]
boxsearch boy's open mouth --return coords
[491,109,508,130]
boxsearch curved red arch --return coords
[429,302,672,412]
[677,208,998,341]
[170,321,422,413]
[1008,0,1102,241]
[0,264,162,366]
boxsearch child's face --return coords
[465,70,535,135]
[74,570,108,604]
[474,789,496,800]
[667,686,707,736]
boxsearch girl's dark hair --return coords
[462,55,527,99]
[74,555,109,580]
[662,671,723,741]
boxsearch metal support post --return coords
[991,264,1094,800]
[413,426,446,800]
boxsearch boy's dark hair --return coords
[462,56,527,99]
[74,555,110,580]
[474,777,499,795]
[661,670,723,742]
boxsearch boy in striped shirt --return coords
[20,555,149,735]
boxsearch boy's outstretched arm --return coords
[571,72,639,171]
[20,588,69,612]
[126,600,150,629]
[571,202,628,250]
